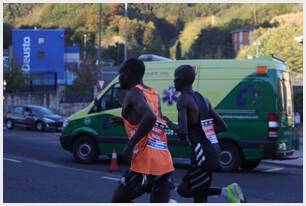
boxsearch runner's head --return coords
[174,65,196,91]
[119,58,145,89]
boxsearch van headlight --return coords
[63,119,70,128]
[278,142,287,151]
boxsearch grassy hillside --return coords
[3,3,303,67]
[237,12,303,76]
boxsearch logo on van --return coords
[162,86,180,106]
[236,85,259,106]
[84,117,92,125]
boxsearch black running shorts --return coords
[182,166,212,196]
[120,170,174,194]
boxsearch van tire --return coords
[36,121,45,131]
[73,137,99,164]
[241,159,261,170]
[219,142,242,171]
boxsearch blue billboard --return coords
[12,29,65,84]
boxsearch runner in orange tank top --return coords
[110,58,174,203]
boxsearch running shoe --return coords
[226,183,247,203]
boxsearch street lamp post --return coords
[253,41,261,58]
[124,2,128,61]
[83,33,87,60]
[97,4,102,68]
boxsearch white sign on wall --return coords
[22,36,31,72]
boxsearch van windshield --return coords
[279,71,293,116]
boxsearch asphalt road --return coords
[3,128,303,203]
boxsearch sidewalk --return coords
[262,147,303,168]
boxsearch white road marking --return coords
[3,158,22,163]
[101,176,120,181]
[262,167,284,173]
[169,199,178,203]
[3,153,120,177]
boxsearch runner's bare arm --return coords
[122,88,157,157]
[176,95,189,140]
[163,116,179,133]
[159,94,181,133]
[158,95,163,117]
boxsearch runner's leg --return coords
[111,170,145,202]
[150,172,173,203]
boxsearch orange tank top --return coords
[123,84,174,176]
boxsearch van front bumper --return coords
[263,141,297,160]
[250,141,298,160]
[60,135,74,152]
[273,149,298,160]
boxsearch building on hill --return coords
[230,26,256,53]
[12,29,80,86]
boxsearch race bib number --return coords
[147,121,168,150]
[201,118,218,144]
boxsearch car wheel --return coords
[6,119,14,129]
[73,137,99,164]
[219,142,242,172]
[36,121,45,131]
[241,159,261,170]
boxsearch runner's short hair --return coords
[175,65,196,84]
[120,58,145,80]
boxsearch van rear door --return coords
[277,70,295,154]
[278,71,294,126]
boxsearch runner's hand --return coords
[162,115,171,124]
[121,144,133,161]
[109,116,123,126]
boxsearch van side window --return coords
[97,84,126,112]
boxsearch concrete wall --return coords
[3,86,91,117]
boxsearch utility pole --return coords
[253,41,261,58]
[124,2,128,61]
[83,33,87,60]
[253,8,257,26]
[98,3,102,83]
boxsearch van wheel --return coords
[6,119,14,129]
[241,159,261,170]
[73,137,99,164]
[219,142,242,172]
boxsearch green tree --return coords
[4,3,303,64]
[175,41,182,60]
[3,23,13,49]
[4,60,29,92]
[237,24,303,77]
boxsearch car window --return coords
[12,107,24,115]
[31,109,40,116]
[112,85,126,108]
[100,84,126,111]
[90,84,127,113]
[34,107,53,115]
[24,107,32,115]
[100,88,113,111]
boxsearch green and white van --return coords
[60,55,296,171]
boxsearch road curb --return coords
[262,160,303,168]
